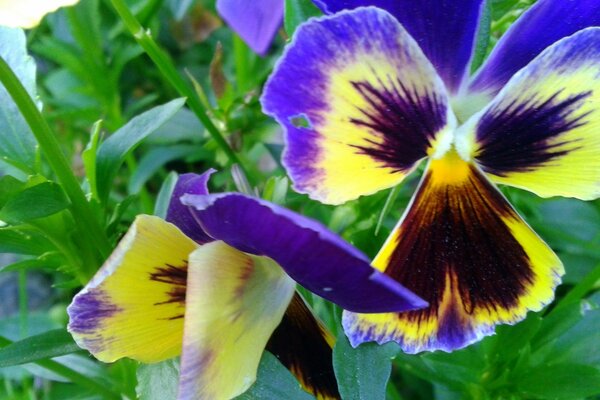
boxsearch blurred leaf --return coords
[128,144,198,194]
[0,27,38,173]
[493,313,542,360]
[0,181,69,224]
[136,358,180,400]
[82,121,102,201]
[0,330,79,367]
[517,363,600,399]
[0,175,25,208]
[333,334,399,400]
[147,107,204,144]
[532,302,583,351]
[210,42,229,99]
[96,98,186,202]
[236,352,314,399]
[154,171,178,219]
[284,0,322,36]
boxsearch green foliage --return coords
[0,0,598,399]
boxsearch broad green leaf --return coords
[136,358,180,400]
[0,27,38,172]
[544,308,600,367]
[492,313,542,360]
[517,363,600,399]
[0,181,70,224]
[235,352,314,400]
[0,329,80,367]
[284,0,322,36]
[333,334,399,400]
[0,228,53,255]
[532,302,583,351]
[0,175,25,209]
[95,98,185,202]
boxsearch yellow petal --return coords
[0,0,79,28]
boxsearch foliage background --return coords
[0,0,599,399]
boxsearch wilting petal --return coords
[67,215,198,363]
[460,28,600,201]
[177,241,296,400]
[181,193,427,313]
[166,171,215,244]
[262,7,455,204]
[343,152,563,353]
[216,0,283,55]
[267,293,340,400]
[468,0,600,99]
[0,0,78,28]
[313,0,486,92]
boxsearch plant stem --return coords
[109,0,249,177]
[555,262,600,311]
[0,336,122,400]
[0,56,111,266]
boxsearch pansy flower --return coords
[0,0,79,28]
[215,0,285,55]
[67,171,425,399]
[261,0,600,353]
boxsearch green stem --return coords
[0,336,122,400]
[18,270,28,338]
[109,0,249,177]
[0,56,111,267]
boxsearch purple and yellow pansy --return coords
[261,0,600,353]
[67,171,425,399]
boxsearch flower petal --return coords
[67,215,198,363]
[460,28,600,200]
[166,171,215,244]
[0,0,78,28]
[313,0,486,92]
[216,0,283,55]
[177,241,296,400]
[267,293,340,400]
[468,0,600,99]
[261,7,455,204]
[181,193,427,313]
[343,153,563,353]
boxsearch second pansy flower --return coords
[67,171,425,399]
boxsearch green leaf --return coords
[95,98,186,202]
[235,352,314,399]
[333,334,399,400]
[0,228,53,255]
[284,0,322,36]
[128,144,198,194]
[517,363,600,399]
[470,0,492,73]
[0,181,70,225]
[136,358,180,400]
[82,120,102,202]
[0,329,80,367]
[493,313,542,360]
[0,27,38,172]
[154,171,178,219]
[532,301,584,351]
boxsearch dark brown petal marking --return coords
[267,293,340,400]
[149,262,188,319]
[476,89,591,176]
[382,155,534,349]
[349,75,448,172]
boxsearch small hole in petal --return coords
[289,114,313,129]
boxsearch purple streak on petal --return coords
[166,170,215,244]
[181,193,427,313]
[469,0,600,97]
[216,0,284,55]
[313,0,486,92]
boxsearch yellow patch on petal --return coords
[0,0,79,28]
[67,215,198,363]
[178,241,296,400]
[344,153,563,353]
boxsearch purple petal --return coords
[216,0,284,55]
[166,171,215,244]
[261,7,455,205]
[180,193,427,313]
[469,0,600,98]
[313,0,486,92]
